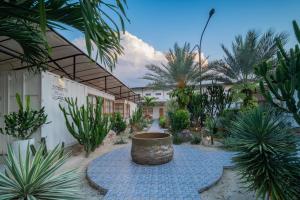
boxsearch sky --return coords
[58,0,300,87]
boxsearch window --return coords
[155,93,161,96]
[125,104,130,118]
[114,103,124,117]
[105,99,114,114]
[145,93,151,96]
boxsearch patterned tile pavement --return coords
[87,146,235,200]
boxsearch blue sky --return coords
[124,0,300,59]
[61,0,300,87]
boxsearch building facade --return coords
[131,87,172,119]
[0,30,138,154]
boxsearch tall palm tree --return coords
[143,43,208,89]
[208,30,288,83]
[0,0,128,71]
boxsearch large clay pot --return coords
[131,133,173,165]
[11,138,35,159]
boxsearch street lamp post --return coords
[196,8,215,94]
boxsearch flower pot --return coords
[11,138,35,159]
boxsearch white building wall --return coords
[41,71,115,150]
[127,100,137,116]
[0,70,41,154]
[0,70,117,153]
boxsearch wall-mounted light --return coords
[58,76,65,88]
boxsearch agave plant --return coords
[229,107,300,200]
[0,144,79,200]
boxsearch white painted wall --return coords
[133,88,171,102]
[0,70,117,153]
[127,100,137,117]
[0,70,41,154]
[41,71,115,150]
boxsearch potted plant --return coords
[0,93,48,157]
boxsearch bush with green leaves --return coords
[59,97,110,157]
[0,144,79,200]
[129,107,145,132]
[0,93,48,140]
[172,134,183,145]
[169,109,190,133]
[229,107,300,200]
[169,86,194,109]
[110,112,126,135]
[159,116,167,128]
[190,135,201,145]
[216,109,239,138]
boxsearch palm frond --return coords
[143,42,199,88]
[0,0,128,71]
[213,29,288,83]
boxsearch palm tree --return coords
[143,96,156,118]
[0,0,128,71]
[208,30,288,83]
[143,43,208,89]
[207,30,288,107]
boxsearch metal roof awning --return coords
[0,29,140,102]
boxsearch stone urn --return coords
[131,133,173,165]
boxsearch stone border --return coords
[85,167,108,195]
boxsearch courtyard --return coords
[0,1,300,200]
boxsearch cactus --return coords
[59,97,110,157]
[205,85,233,117]
[255,20,300,125]
[0,93,48,139]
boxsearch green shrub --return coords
[222,136,238,151]
[230,107,300,200]
[59,97,110,157]
[111,112,126,135]
[172,134,183,145]
[216,109,239,138]
[190,135,201,145]
[0,93,48,140]
[0,144,80,199]
[159,116,167,128]
[170,109,190,133]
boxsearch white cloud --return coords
[72,32,166,87]
[72,32,208,88]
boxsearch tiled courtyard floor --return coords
[87,146,234,200]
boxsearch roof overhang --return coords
[0,29,140,102]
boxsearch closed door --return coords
[159,108,164,117]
